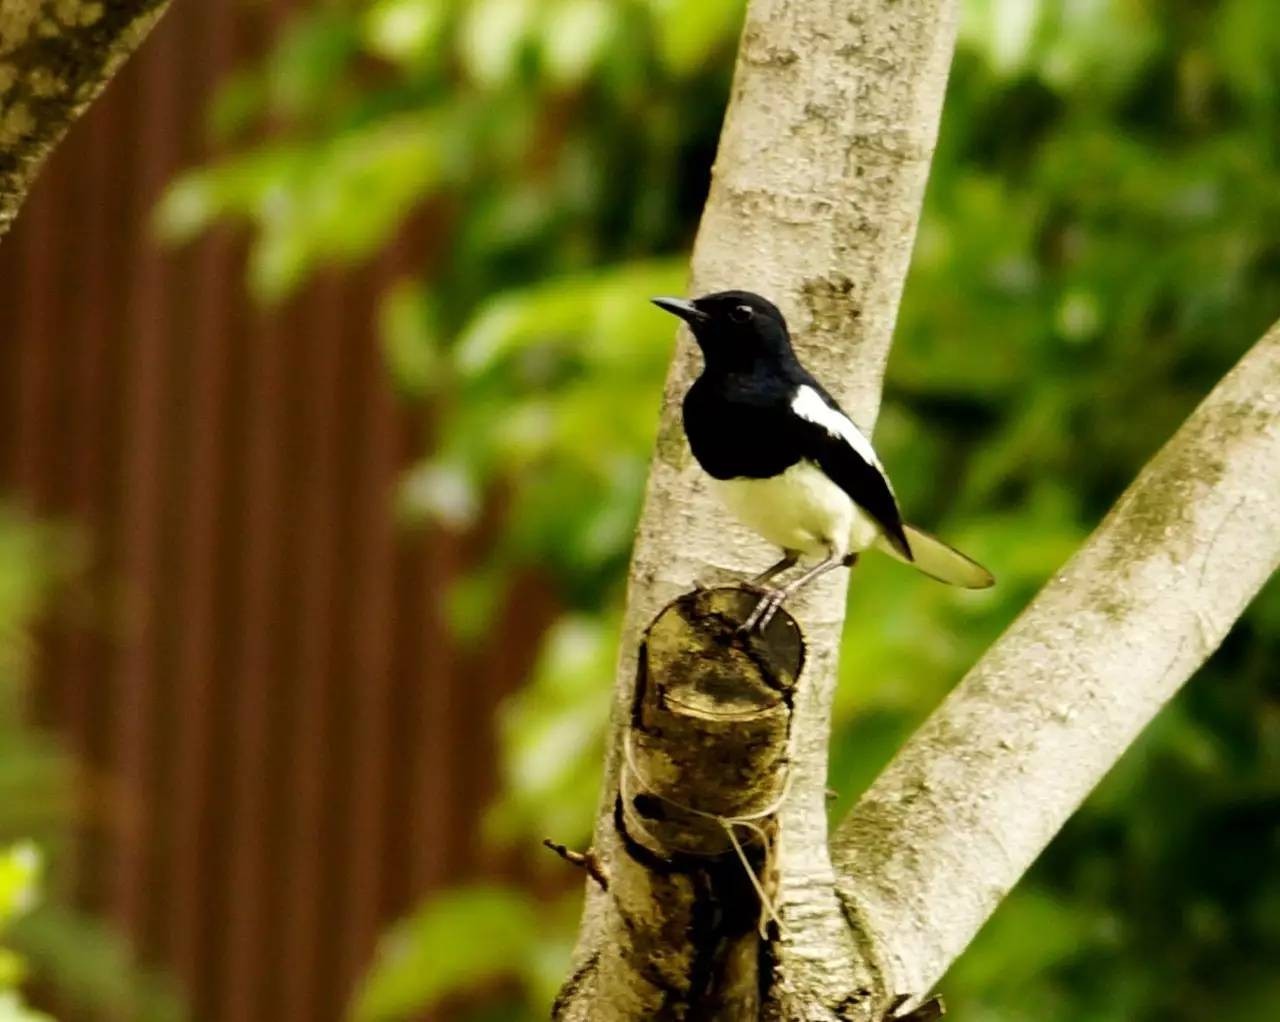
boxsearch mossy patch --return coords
[1100,396,1275,574]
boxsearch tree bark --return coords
[556,1,959,1019]
[0,0,170,238]
[832,322,1280,1008]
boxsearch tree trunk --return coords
[0,0,171,238]
[555,1,959,1019]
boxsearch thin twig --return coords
[543,839,609,891]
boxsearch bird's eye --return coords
[729,304,754,323]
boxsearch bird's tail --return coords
[875,524,994,589]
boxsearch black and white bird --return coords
[653,290,993,631]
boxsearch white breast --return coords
[710,461,882,559]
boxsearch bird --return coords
[652,289,993,631]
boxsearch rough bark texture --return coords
[833,323,1280,1007]
[0,0,170,238]
[556,1,959,1019]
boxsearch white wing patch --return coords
[790,385,883,470]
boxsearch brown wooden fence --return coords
[0,2,549,1019]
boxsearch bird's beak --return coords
[651,296,707,325]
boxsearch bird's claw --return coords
[737,586,785,633]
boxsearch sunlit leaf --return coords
[362,0,449,65]
[0,991,53,1022]
[539,0,616,86]
[380,279,446,396]
[453,260,685,375]
[959,0,1043,75]
[488,615,613,847]
[0,845,40,938]
[161,117,448,300]
[459,0,536,87]
[398,460,479,528]
[154,148,305,244]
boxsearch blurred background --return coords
[1,0,1278,1020]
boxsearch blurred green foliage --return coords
[351,884,577,1021]
[168,0,1280,1019]
[0,843,51,1022]
[0,512,187,1021]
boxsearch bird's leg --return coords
[697,550,797,593]
[735,552,800,631]
[742,551,800,592]
[743,547,854,632]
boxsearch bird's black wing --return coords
[793,387,913,560]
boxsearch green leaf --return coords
[352,887,539,1021]
[153,148,304,245]
[207,68,268,143]
[539,0,617,86]
[452,259,685,376]
[488,615,613,847]
[959,0,1043,75]
[398,460,479,529]
[0,844,40,929]
[362,0,450,66]
[459,0,536,87]
[8,907,187,1022]
[0,991,53,1022]
[263,9,361,120]
[159,116,448,300]
[380,279,446,396]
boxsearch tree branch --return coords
[558,1,959,1018]
[833,322,1280,1007]
[0,0,171,238]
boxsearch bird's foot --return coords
[738,587,786,633]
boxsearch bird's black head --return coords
[652,290,795,371]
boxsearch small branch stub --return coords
[560,587,805,1019]
[622,587,804,857]
[544,839,610,891]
